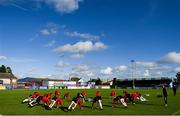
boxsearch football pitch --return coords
[0,89,179,115]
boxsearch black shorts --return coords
[52,97,58,101]
[93,96,102,102]
[114,96,123,102]
[36,96,42,103]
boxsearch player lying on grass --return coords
[48,90,64,109]
[112,95,128,108]
[91,91,103,110]
[22,92,39,103]
[131,92,147,104]
[68,93,82,111]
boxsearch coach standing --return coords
[172,82,177,96]
[162,84,168,107]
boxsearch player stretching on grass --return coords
[22,92,39,103]
[112,95,128,108]
[68,93,82,111]
[64,92,70,99]
[91,91,103,110]
[48,90,63,109]
[80,91,87,103]
[131,92,147,104]
[124,91,131,103]
[28,92,43,107]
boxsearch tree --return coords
[0,65,7,73]
[6,67,12,74]
[176,72,180,82]
[112,78,117,88]
[95,78,102,85]
[70,77,80,82]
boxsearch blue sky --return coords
[0,0,180,80]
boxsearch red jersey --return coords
[55,90,60,96]
[81,91,87,97]
[131,92,140,101]
[31,93,37,99]
[44,93,52,99]
[110,90,116,96]
[96,91,101,97]
[32,92,42,98]
[42,96,50,104]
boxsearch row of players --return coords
[22,90,147,111]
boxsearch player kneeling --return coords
[68,97,82,111]
[91,91,103,110]
[112,95,127,108]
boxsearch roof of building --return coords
[0,73,17,79]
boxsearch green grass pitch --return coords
[0,89,179,115]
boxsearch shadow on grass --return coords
[59,106,69,112]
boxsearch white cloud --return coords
[53,41,107,53]
[65,31,100,40]
[44,40,56,47]
[114,65,127,72]
[158,52,180,64]
[40,22,59,36]
[0,56,7,60]
[136,61,156,68]
[40,29,50,35]
[72,64,89,72]
[100,67,113,75]
[174,67,180,73]
[70,53,84,59]
[56,60,70,67]
[70,64,95,79]
[0,0,83,14]
[143,70,150,77]
[45,0,83,14]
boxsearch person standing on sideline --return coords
[162,84,168,107]
[172,82,177,96]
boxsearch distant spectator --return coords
[172,82,177,96]
[162,84,168,107]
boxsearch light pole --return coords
[131,60,135,89]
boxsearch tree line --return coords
[0,65,12,74]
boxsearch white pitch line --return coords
[171,110,180,116]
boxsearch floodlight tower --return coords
[131,60,136,89]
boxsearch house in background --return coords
[0,73,17,89]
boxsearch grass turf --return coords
[0,89,179,115]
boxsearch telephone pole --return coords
[131,60,136,89]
